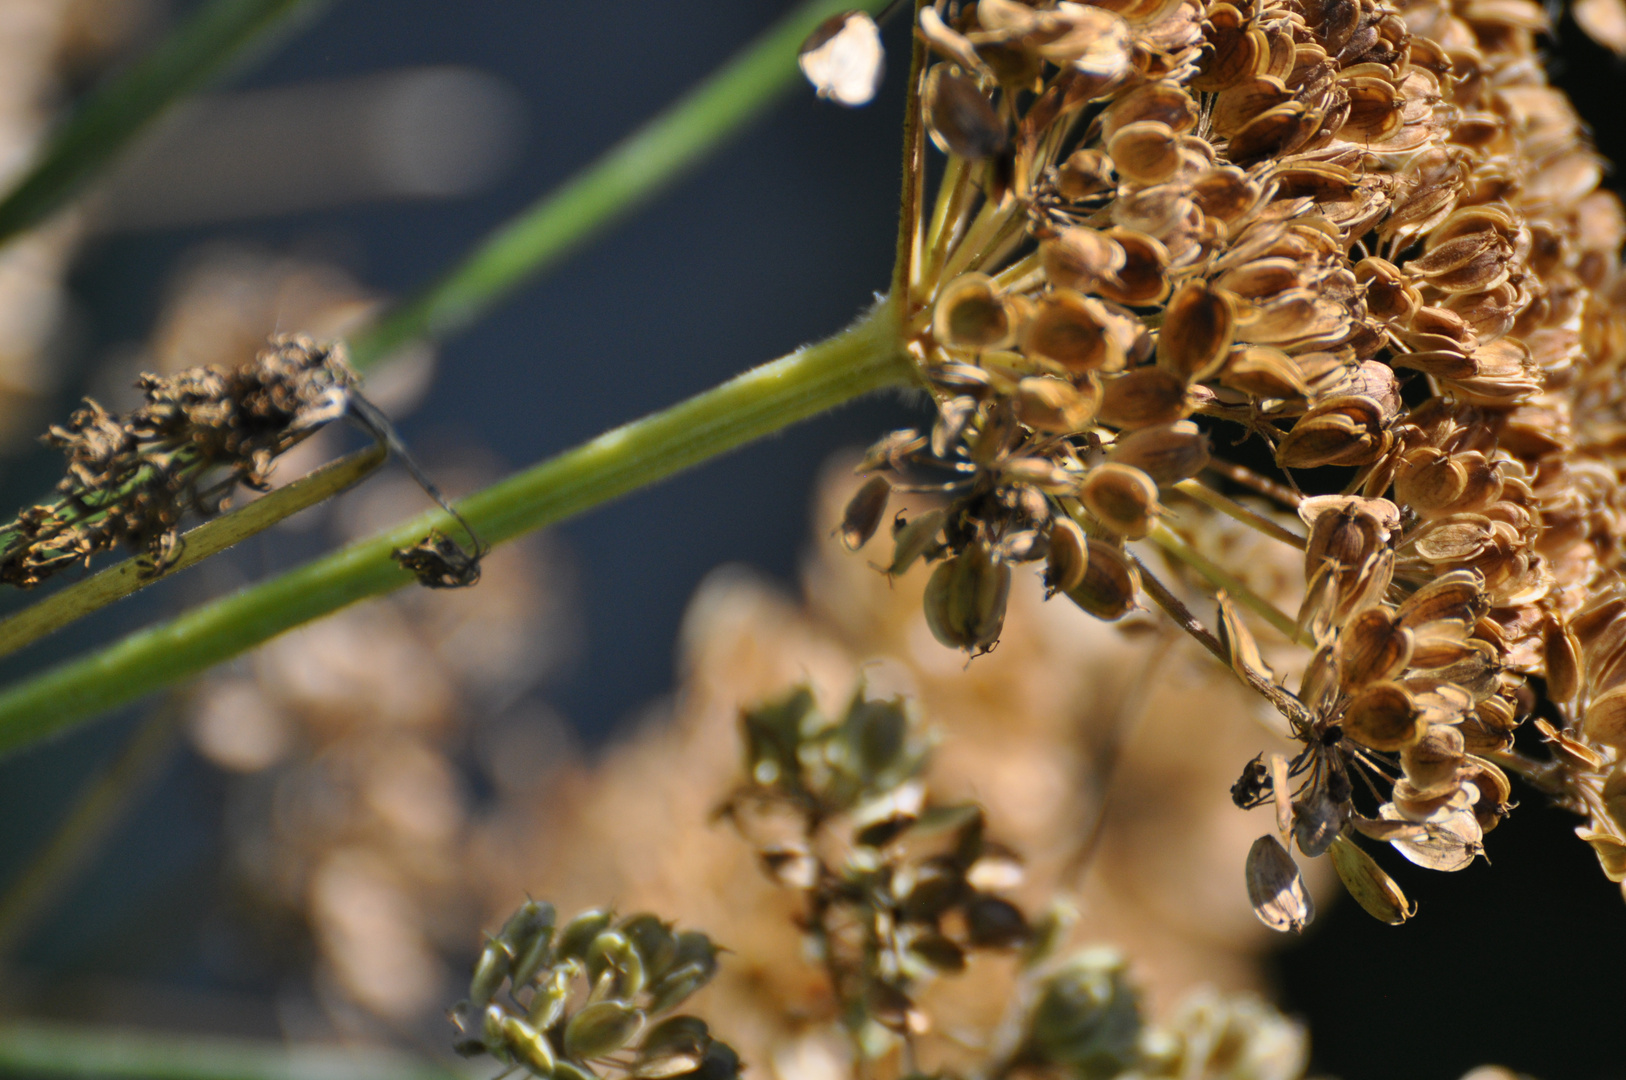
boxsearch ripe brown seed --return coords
[839,475,891,551]
[1080,463,1160,539]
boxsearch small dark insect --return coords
[1230,753,1270,809]
[392,530,484,589]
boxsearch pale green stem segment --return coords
[0,444,386,660]
[0,1022,461,1080]
[0,701,181,956]
[348,0,889,370]
[0,0,329,248]
[1146,521,1309,646]
[0,307,913,755]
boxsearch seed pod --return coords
[1095,228,1171,306]
[1157,281,1236,382]
[486,1004,514,1062]
[1064,539,1139,620]
[839,475,890,550]
[1025,950,1141,1073]
[965,894,1030,947]
[553,1062,599,1080]
[566,1001,646,1061]
[1080,463,1160,539]
[934,273,1014,351]
[1584,686,1626,749]
[618,915,678,982]
[798,12,885,107]
[1245,834,1314,933]
[586,930,646,1001]
[1328,835,1414,924]
[907,930,968,972]
[556,909,616,963]
[636,1017,712,1079]
[924,542,1012,652]
[646,933,720,1013]
[1400,723,1466,797]
[1334,606,1414,688]
[1057,148,1117,200]
[1380,803,1482,871]
[1106,421,1209,484]
[504,902,559,987]
[1216,591,1270,684]
[504,1015,559,1079]
[530,963,577,1030]
[470,941,512,1006]
[1045,516,1089,596]
[1107,120,1181,186]
[1217,345,1309,399]
[1394,569,1488,629]
[888,508,947,576]
[1018,375,1100,434]
[1097,368,1191,429]
[924,66,1008,159]
[1041,234,1130,304]
[1341,680,1424,752]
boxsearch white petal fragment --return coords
[799,12,885,108]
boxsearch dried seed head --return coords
[1342,680,1424,752]
[1157,281,1236,382]
[1106,421,1209,484]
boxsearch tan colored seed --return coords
[1329,835,1414,924]
[1245,833,1315,933]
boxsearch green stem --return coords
[0,0,329,248]
[0,306,912,756]
[0,445,385,659]
[0,1022,461,1080]
[348,0,889,370]
[1145,521,1309,646]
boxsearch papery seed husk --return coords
[925,66,1008,159]
[1095,228,1171,306]
[1335,606,1414,688]
[1063,538,1139,620]
[1380,803,1483,871]
[1157,281,1236,382]
[1329,835,1414,924]
[934,273,1015,351]
[1583,686,1626,749]
[1097,368,1191,428]
[1245,834,1315,933]
[840,474,891,550]
[1394,569,1488,628]
[1217,590,1272,684]
[888,509,947,576]
[1400,723,1466,797]
[1107,120,1181,186]
[1045,515,1089,596]
[1107,421,1210,484]
[1342,679,1424,752]
[1217,345,1309,399]
[1017,375,1100,434]
[1080,463,1160,539]
[1039,235,1127,299]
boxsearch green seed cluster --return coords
[453,901,737,1080]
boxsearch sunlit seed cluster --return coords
[841,0,1626,921]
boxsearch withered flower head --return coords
[0,334,354,586]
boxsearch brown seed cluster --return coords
[0,334,354,586]
[842,0,1626,917]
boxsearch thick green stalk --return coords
[0,1022,460,1080]
[348,0,888,370]
[0,307,913,755]
[0,0,329,248]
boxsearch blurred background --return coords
[0,1,1618,1078]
